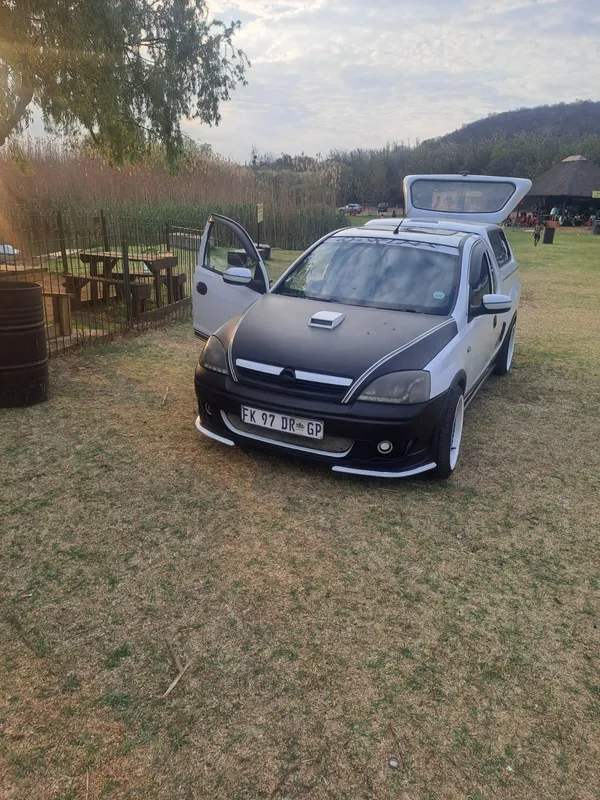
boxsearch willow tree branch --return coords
[0,77,34,147]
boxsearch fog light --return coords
[204,402,213,417]
[377,440,393,454]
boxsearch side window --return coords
[469,249,492,308]
[205,237,229,274]
[204,221,260,278]
[498,230,511,263]
[488,229,511,266]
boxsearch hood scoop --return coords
[308,310,345,330]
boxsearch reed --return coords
[0,138,344,250]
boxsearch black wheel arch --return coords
[451,370,467,394]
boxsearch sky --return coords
[180,0,599,162]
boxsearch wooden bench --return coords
[43,291,74,338]
[63,274,139,307]
[131,283,152,318]
[79,251,179,308]
[112,272,166,303]
[63,275,91,309]
[172,273,187,302]
[59,266,184,320]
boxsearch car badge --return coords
[279,368,296,386]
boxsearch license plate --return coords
[241,406,324,440]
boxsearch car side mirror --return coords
[470,293,512,318]
[482,293,512,313]
[223,267,253,286]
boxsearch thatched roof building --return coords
[529,156,600,209]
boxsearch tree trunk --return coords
[0,81,34,147]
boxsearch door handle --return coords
[493,315,498,328]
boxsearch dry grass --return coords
[0,138,339,211]
[1,229,600,799]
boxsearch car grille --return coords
[224,412,354,455]
[236,367,347,400]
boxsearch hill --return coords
[440,100,600,144]
[252,100,600,205]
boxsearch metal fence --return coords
[0,210,202,356]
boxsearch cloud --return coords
[184,0,596,160]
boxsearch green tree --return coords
[0,0,248,164]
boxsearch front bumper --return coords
[194,365,449,478]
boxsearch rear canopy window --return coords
[488,229,512,266]
[411,180,516,214]
[275,236,460,316]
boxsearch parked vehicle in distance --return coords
[377,202,388,214]
[193,173,531,479]
[342,203,361,215]
[0,244,20,265]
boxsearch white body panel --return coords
[463,315,498,392]
[426,236,517,399]
[193,273,263,338]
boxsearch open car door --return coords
[193,214,270,339]
[404,174,532,225]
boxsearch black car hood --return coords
[228,294,456,381]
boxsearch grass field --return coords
[1,229,600,799]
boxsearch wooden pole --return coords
[56,211,69,276]
[122,238,132,325]
[100,209,110,252]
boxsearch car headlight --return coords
[358,370,430,404]
[200,336,229,375]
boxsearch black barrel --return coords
[543,226,556,245]
[0,281,49,408]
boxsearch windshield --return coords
[411,179,516,214]
[275,236,460,315]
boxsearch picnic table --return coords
[77,251,179,309]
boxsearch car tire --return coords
[494,319,516,376]
[433,385,465,479]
